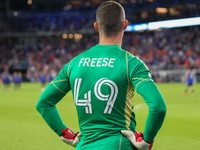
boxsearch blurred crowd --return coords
[0,34,99,82]
[25,35,98,82]
[0,0,200,83]
[1,26,200,83]
[1,14,93,33]
[123,26,200,70]
[1,0,200,33]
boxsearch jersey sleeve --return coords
[127,52,166,143]
[137,82,166,143]
[36,63,71,136]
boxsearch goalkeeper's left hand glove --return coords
[121,130,153,150]
[60,128,81,147]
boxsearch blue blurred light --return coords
[125,17,200,32]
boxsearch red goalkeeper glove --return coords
[60,128,81,147]
[134,131,153,150]
[121,130,153,150]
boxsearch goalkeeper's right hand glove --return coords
[60,128,81,147]
[121,130,153,150]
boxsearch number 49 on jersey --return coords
[74,78,118,114]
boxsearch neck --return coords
[98,32,123,47]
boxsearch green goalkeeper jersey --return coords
[36,44,166,149]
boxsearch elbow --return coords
[156,101,167,118]
[159,104,167,118]
[36,101,41,112]
[36,100,44,113]
[150,97,167,118]
[36,97,53,114]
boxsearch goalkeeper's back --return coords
[66,44,151,149]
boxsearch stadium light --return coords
[68,34,73,39]
[27,0,32,5]
[148,17,200,30]
[62,34,68,39]
[156,7,168,14]
[125,23,148,31]
[74,33,79,39]
[79,34,83,39]
[125,17,200,32]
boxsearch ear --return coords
[123,20,128,30]
[94,22,99,32]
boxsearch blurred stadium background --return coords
[0,0,200,83]
[0,0,200,150]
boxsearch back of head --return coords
[96,1,126,37]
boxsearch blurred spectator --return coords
[40,69,46,91]
[17,72,22,90]
[1,72,12,90]
[13,72,18,89]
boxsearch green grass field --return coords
[0,82,200,150]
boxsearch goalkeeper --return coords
[36,1,167,150]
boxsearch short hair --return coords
[96,1,126,37]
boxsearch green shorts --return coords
[76,132,137,150]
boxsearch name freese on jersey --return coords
[78,58,115,67]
